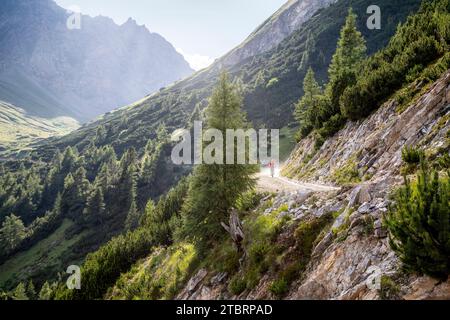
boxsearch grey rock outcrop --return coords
[216,0,337,68]
[176,71,450,301]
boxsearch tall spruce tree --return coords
[326,8,366,115]
[0,214,27,253]
[125,195,140,231]
[294,68,326,137]
[84,186,106,224]
[38,282,53,300]
[12,282,28,300]
[182,72,257,249]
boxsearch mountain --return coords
[32,0,422,160]
[0,0,193,122]
[217,0,338,67]
[102,0,450,301]
[0,0,439,296]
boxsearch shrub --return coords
[236,191,262,212]
[401,146,425,164]
[331,159,361,186]
[268,278,288,298]
[229,276,247,295]
[379,275,401,300]
[385,163,450,279]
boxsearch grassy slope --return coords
[0,101,79,156]
[0,69,79,120]
[0,219,88,290]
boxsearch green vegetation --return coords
[279,126,298,161]
[219,208,334,298]
[401,145,426,174]
[268,278,288,298]
[0,219,86,289]
[229,275,248,295]
[331,158,361,186]
[109,244,196,300]
[329,8,367,115]
[294,0,449,146]
[0,214,27,253]
[385,162,450,280]
[402,146,425,164]
[180,73,257,250]
[294,8,367,143]
[0,122,185,290]
[294,68,327,139]
[341,0,450,120]
[0,100,79,156]
[379,275,401,300]
[54,176,189,300]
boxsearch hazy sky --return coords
[55,0,287,70]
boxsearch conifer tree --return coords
[61,146,79,174]
[38,281,52,300]
[12,282,28,300]
[26,280,36,300]
[326,8,366,115]
[182,72,257,249]
[125,195,140,231]
[62,168,90,217]
[385,162,450,279]
[84,186,106,224]
[294,68,325,137]
[0,214,27,253]
[118,148,138,207]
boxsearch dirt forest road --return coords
[256,169,339,194]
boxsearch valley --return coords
[0,0,448,302]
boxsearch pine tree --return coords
[182,72,257,249]
[326,8,366,115]
[0,214,27,253]
[294,68,325,137]
[12,282,28,300]
[118,148,138,207]
[26,280,36,300]
[125,195,140,231]
[95,125,107,145]
[385,162,450,279]
[61,146,79,174]
[38,281,52,300]
[62,167,90,217]
[84,186,106,224]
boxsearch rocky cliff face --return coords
[176,71,450,300]
[217,0,337,67]
[0,0,193,121]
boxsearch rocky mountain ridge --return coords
[0,0,193,122]
[217,0,337,67]
[174,70,450,300]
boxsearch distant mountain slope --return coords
[0,101,79,155]
[0,0,193,122]
[33,0,422,161]
[217,0,337,67]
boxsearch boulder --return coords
[186,269,208,293]
[357,202,372,214]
